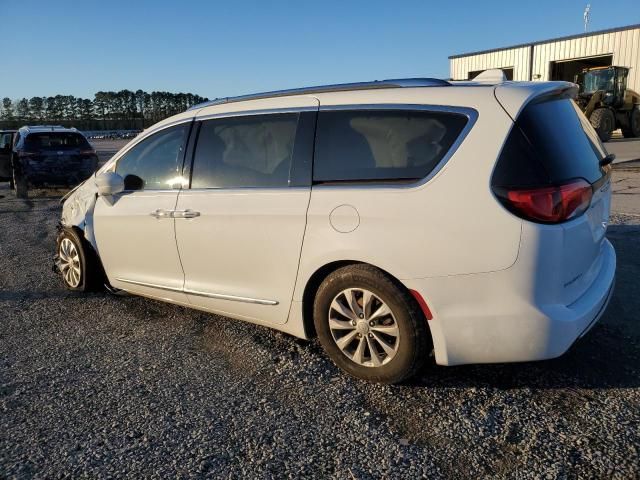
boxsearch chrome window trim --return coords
[196,106,316,122]
[184,186,310,192]
[106,104,476,192]
[183,289,278,306]
[115,278,279,306]
[115,278,183,293]
[313,103,478,190]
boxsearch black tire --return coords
[12,166,28,199]
[313,264,431,384]
[590,108,615,142]
[9,175,14,189]
[621,106,640,138]
[56,228,101,292]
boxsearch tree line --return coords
[0,90,209,131]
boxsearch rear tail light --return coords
[494,179,593,224]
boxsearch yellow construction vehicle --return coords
[574,66,640,141]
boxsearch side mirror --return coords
[95,172,125,197]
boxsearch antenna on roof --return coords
[583,4,591,32]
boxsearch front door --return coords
[175,107,317,325]
[94,122,192,304]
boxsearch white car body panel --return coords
[293,88,520,308]
[93,191,189,304]
[58,79,615,368]
[174,187,311,325]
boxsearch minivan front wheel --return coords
[56,228,98,292]
[314,264,430,384]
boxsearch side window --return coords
[313,110,469,183]
[116,124,189,190]
[0,133,12,149]
[191,113,299,189]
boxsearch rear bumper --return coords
[20,158,97,187]
[27,170,95,187]
[404,240,616,366]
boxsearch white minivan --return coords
[55,76,616,383]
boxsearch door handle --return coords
[150,209,172,219]
[172,209,201,219]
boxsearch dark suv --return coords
[11,126,98,198]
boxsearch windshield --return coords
[582,69,614,94]
[25,132,90,150]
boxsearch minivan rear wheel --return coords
[313,264,430,384]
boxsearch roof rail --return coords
[20,125,77,132]
[188,78,450,110]
[21,125,64,130]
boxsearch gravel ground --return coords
[1,163,639,478]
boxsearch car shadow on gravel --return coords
[407,325,639,391]
[0,290,102,301]
[403,223,640,391]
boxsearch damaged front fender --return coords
[60,175,100,249]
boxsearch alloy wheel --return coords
[328,288,400,367]
[59,238,81,288]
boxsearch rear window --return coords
[492,97,606,187]
[313,110,469,183]
[25,132,90,150]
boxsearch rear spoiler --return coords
[494,82,578,121]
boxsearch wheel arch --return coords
[56,223,107,290]
[300,260,432,340]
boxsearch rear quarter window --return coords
[313,110,469,183]
[492,97,606,188]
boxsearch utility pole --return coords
[583,4,591,33]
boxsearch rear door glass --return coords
[313,110,468,183]
[191,113,299,189]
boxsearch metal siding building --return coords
[449,24,640,93]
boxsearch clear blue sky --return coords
[2,0,638,99]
